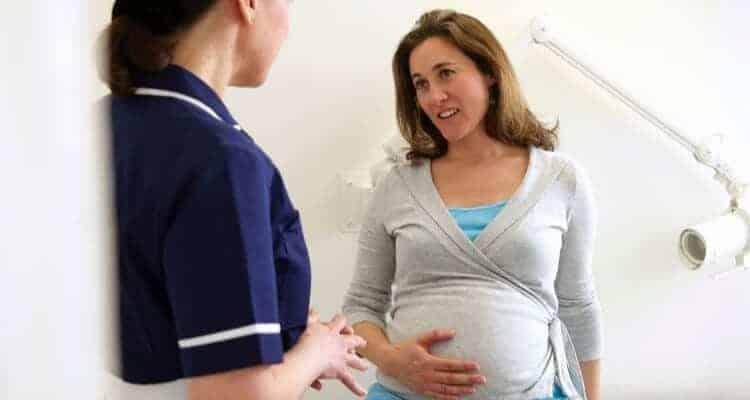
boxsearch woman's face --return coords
[234,0,290,87]
[409,36,495,144]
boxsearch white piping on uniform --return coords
[134,87,242,131]
[178,323,281,349]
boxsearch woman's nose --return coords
[425,84,448,106]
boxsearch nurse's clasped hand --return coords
[300,313,369,397]
[381,329,487,400]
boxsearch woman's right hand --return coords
[299,314,369,397]
[381,329,486,400]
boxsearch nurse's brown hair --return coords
[393,9,558,159]
[100,0,218,96]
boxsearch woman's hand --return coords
[300,312,369,396]
[381,329,486,400]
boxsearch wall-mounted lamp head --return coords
[679,203,750,270]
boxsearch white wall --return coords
[88,1,749,399]
[0,1,113,399]
[716,0,749,150]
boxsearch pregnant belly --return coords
[384,285,553,397]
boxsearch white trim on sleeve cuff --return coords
[178,323,281,349]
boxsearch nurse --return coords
[103,0,367,398]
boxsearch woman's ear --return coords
[484,73,497,88]
[235,0,257,25]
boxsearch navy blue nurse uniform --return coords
[108,65,311,383]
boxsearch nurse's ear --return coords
[235,0,257,25]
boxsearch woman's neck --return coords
[171,16,237,98]
[444,130,521,163]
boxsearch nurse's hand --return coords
[382,329,486,400]
[300,313,369,396]
[307,309,324,391]
[305,309,358,391]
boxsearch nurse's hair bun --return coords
[100,15,176,96]
[99,0,217,96]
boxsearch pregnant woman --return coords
[343,9,602,400]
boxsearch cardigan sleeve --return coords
[555,160,603,362]
[342,171,397,330]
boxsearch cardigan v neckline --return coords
[398,146,563,275]
[427,145,536,249]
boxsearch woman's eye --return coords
[414,80,427,91]
[439,69,455,79]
